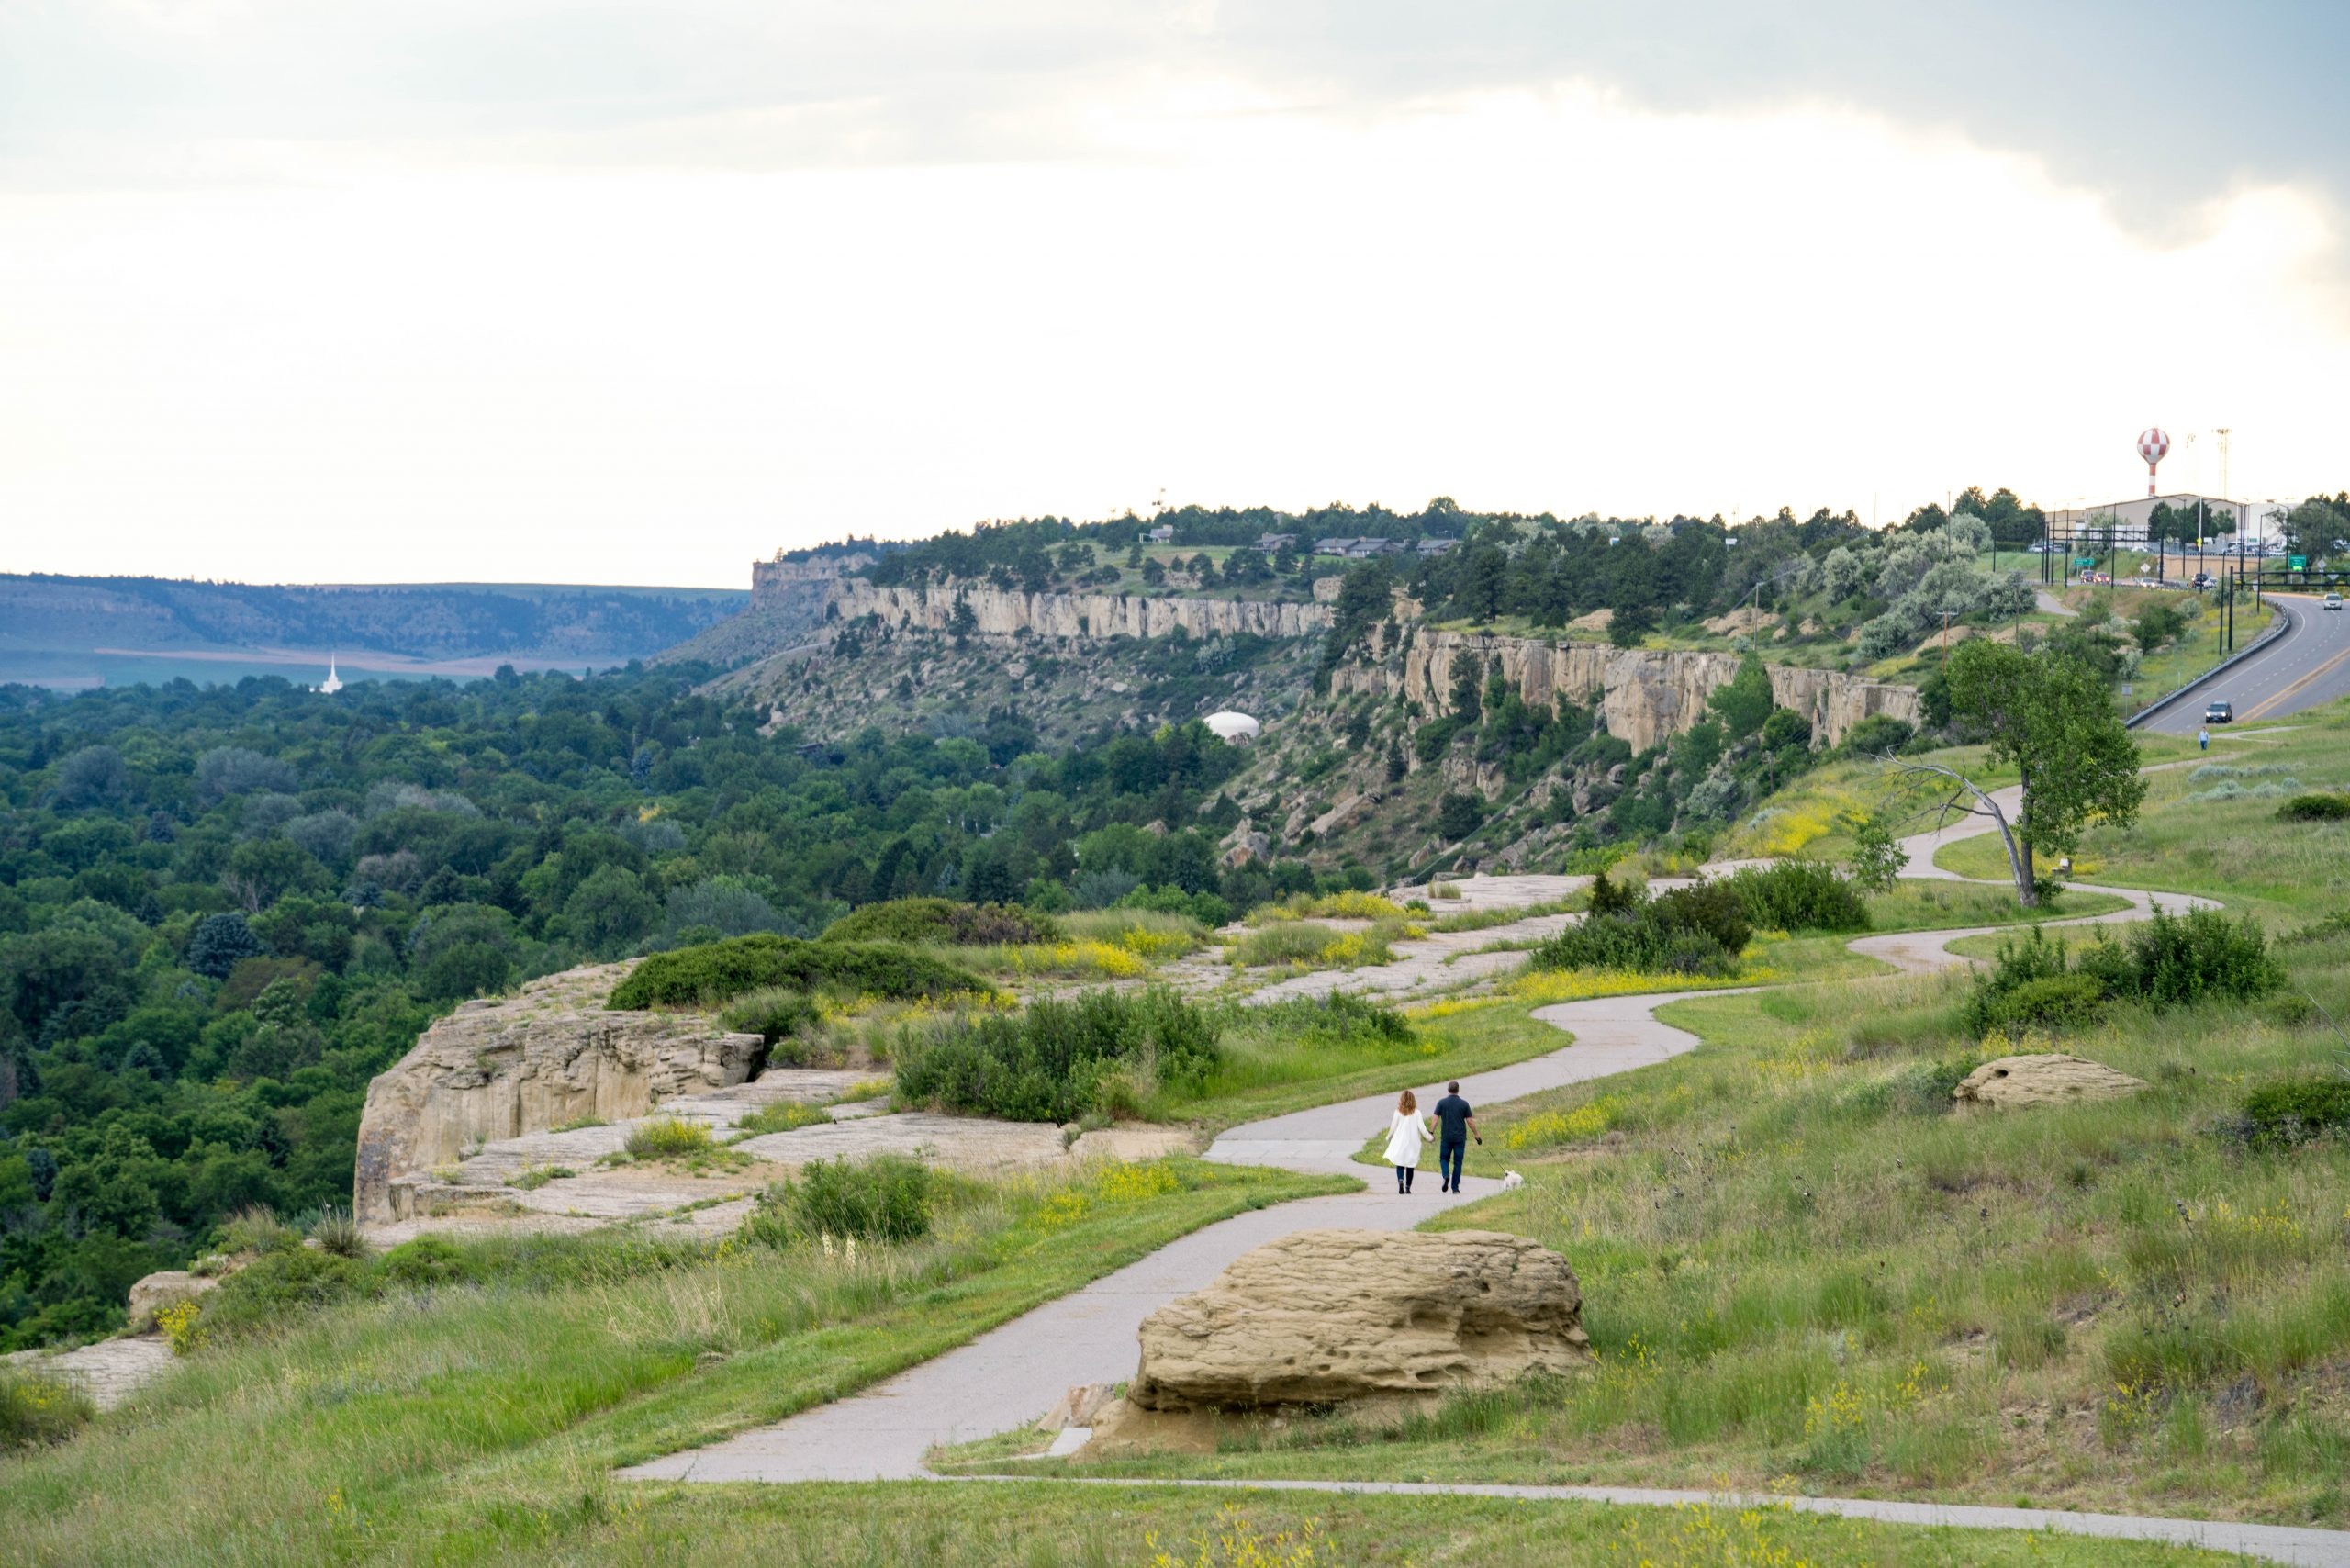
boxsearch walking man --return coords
[2199,726,2210,752]
[1432,1081,1480,1193]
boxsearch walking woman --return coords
[1382,1089,1434,1193]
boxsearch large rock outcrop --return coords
[1954,1053,2148,1111]
[829,581,1331,642]
[353,964,763,1223]
[1127,1229,1590,1412]
[1328,627,1919,752]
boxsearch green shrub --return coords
[372,1234,476,1289]
[2277,792,2350,822]
[197,1247,370,1339]
[820,897,1063,946]
[216,1204,300,1257]
[747,1154,936,1244]
[608,934,990,1010]
[2234,1075,2350,1148]
[731,1101,833,1137]
[892,987,1221,1123]
[1232,922,1351,968]
[1531,876,1751,977]
[1970,972,2109,1041]
[624,1118,713,1159]
[715,986,821,1046]
[0,1370,94,1453]
[1725,860,1870,934]
[2123,907,2284,1010]
[1250,991,1416,1050]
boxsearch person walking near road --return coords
[2199,726,2210,751]
[1382,1089,1433,1193]
[1432,1081,1480,1193]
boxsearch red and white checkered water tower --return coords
[2136,427,2170,497]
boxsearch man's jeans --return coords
[1438,1137,1466,1190]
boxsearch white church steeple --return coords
[319,656,342,696]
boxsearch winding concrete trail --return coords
[621,769,2345,1563]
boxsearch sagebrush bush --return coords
[2123,906,2284,1009]
[819,897,1063,946]
[1725,859,1871,934]
[609,934,990,1010]
[892,987,1221,1122]
[0,1371,93,1454]
[747,1154,936,1244]
[195,1247,371,1339]
[624,1117,713,1159]
[2277,792,2350,822]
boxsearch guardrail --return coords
[2124,599,2297,731]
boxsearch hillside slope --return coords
[0,575,746,689]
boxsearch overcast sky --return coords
[3,1,2346,588]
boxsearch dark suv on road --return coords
[2205,700,2234,724]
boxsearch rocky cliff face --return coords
[829,582,1332,641]
[1329,627,1919,752]
[353,964,763,1223]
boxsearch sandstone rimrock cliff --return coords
[1330,626,1919,752]
[353,964,762,1223]
[829,582,1331,642]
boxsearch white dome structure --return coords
[1203,711,1261,743]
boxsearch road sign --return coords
[2290,555,2308,571]
[2074,556,2098,569]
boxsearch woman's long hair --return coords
[1396,1088,1417,1115]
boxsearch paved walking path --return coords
[621,759,2338,1563]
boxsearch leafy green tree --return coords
[1919,643,2144,906]
[1844,812,1908,894]
[1436,791,1485,840]
[185,913,265,980]
[1706,654,1774,739]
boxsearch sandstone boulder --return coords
[1129,1229,1590,1414]
[1954,1053,2148,1111]
[353,963,764,1223]
[126,1270,218,1332]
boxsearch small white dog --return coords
[1497,1170,1525,1192]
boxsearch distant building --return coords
[1146,524,1176,543]
[1313,537,1352,556]
[316,657,342,696]
[1257,532,1296,552]
[1416,537,1459,556]
[1203,711,1261,743]
[2044,492,2288,547]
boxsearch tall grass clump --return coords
[820,897,1062,946]
[1248,991,1416,1050]
[1059,907,1207,959]
[1249,890,1406,923]
[624,1117,713,1159]
[0,1371,93,1453]
[1723,859,1870,934]
[609,934,990,1010]
[1529,873,1751,977]
[744,1154,938,1244]
[892,987,1221,1122]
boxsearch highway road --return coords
[2141,593,2350,734]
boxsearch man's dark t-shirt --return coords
[1433,1093,1473,1144]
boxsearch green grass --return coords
[727,1102,833,1139]
[623,1117,714,1159]
[1027,927,2350,1526]
[1930,702,2350,920]
[1230,920,1404,969]
[594,1480,2238,1564]
[1860,880,2130,933]
[0,1159,1346,1564]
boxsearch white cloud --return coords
[1,28,2344,586]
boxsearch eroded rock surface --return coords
[1129,1228,1590,1413]
[830,581,1331,642]
[353,963,764,1222]
[1329,628,1918,752]
[1955,1053,2149,1110]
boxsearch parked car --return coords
[2191,573,2215,590]
[2326,592,2343,611]
[2205,700,2235,724]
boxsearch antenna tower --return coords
[2216,428,2232,500]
